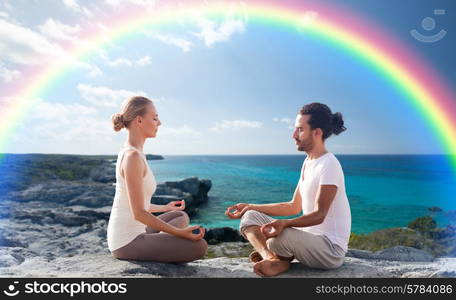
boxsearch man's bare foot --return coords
[249,251,263,263]
[249,251,292,263]
[253,259,291,277]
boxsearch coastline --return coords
[0,153,455,277]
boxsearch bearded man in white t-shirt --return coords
[225,103,352,277]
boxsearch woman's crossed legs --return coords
[113,211,207,263]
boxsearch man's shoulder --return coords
[320,153,342,168]
[321,152,337,162]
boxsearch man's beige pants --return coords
[239,210,346,269]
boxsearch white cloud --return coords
[147,32,193,52]
[105,55,151,67]
[31,115,113,142]
[104,0,120,5]
[75,62,103,77]
[2,2,13,12]
[106,57,133,67]
[77,84,147,107]
[63,0,79,9]
[0,62,20,82]
[273,117,294,129]
[105,0,157,9]
[62,0,93,17]
[0,95,16,107]
[192,18,245,47]
[0,18,65,65]
[158,125,201,137]
[32,98,96,123]
[136,56,151,66]
[38,18,81,43]
[0,11,8,18]
[22,98,112,143]
[62,117,113,142]
[210,120,262,132]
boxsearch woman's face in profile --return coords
[141,103,161,138]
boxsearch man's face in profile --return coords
[293,114,315,152]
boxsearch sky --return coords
[1,0,455,155]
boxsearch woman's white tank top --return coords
[107,145,156,252]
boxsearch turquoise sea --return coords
[148,155,456,234]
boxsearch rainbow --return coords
[1,0,456,167]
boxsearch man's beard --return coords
[296,137,314,152]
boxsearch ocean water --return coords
[148,155,456,234]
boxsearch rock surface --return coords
[204,227,246,245]
[347,246,435,262]
[152,177,212,216]
[1,246,455,278]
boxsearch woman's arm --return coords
[123,151,203,241]
[147,200,185,213]
[147,204,169,213]
[123,151,182,236]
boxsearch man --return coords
[225,103,351,277]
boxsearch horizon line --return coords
[1,152,455,156]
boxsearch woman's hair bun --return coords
[112,113,125,132]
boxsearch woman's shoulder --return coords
[122,149,145,165]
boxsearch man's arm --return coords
[246,184,302,217]
[284,184,337,227]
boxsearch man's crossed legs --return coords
[239,210,346,277]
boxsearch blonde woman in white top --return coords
[107,96,207,262]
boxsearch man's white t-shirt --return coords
[297,152,351,252]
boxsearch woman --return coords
[107,96,207,263]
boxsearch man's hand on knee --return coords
[261,219,288,239]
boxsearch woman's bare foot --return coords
[253,259,291,277]
[249,251,263,263]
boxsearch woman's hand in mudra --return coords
[177,225,206,241]
[166,200,185,211]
